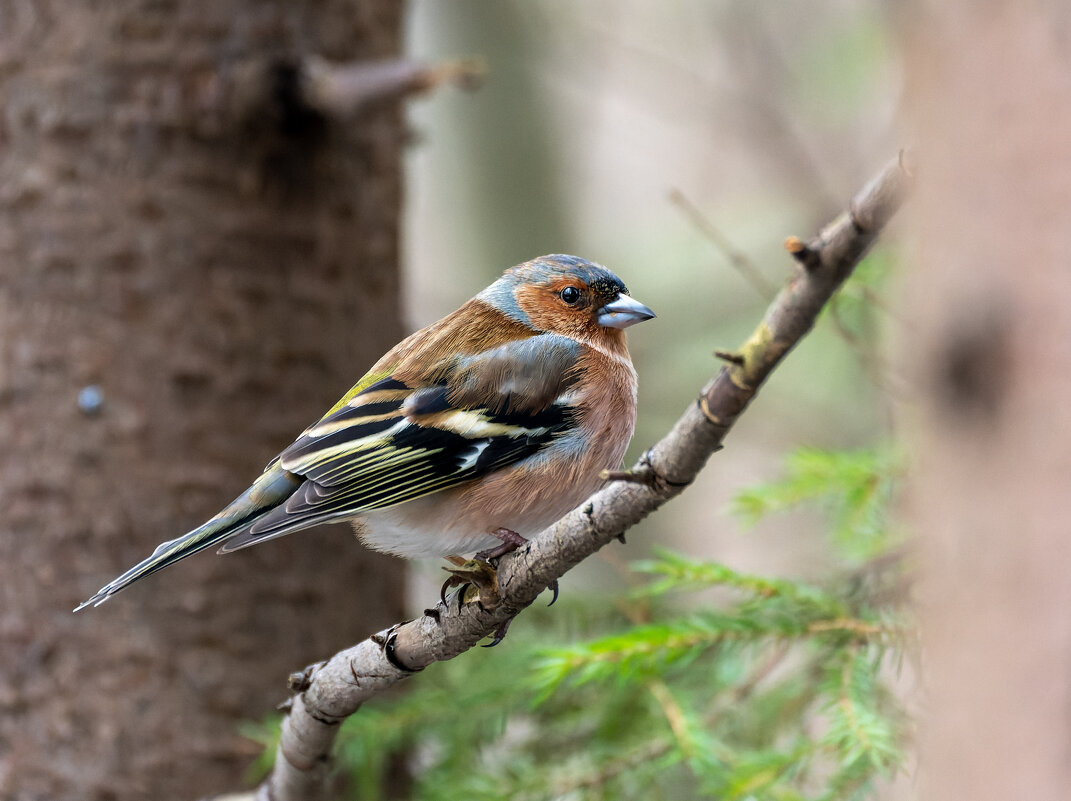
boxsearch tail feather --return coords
[73,520,250,611]
[75,466,301,611]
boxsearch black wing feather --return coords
[222,334,582,550]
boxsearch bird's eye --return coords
[559,286,581,305]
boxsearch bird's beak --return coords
[597,294,656,329]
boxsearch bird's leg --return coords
[475,527,529,562]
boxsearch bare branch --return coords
[195,56,484,141]
[301,56,486,118]
[246,154,910,801]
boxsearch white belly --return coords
[353,468,601,557]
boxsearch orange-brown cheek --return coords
[515,285,588,337]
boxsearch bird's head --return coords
[480,254,655,348]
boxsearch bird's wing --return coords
[216,333,583,552]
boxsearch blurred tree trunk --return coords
[408,0,571,298]
[0,3,407,799]
[898,4,1071,799]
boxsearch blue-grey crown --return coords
[477,254,627,326]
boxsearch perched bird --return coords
[76,254,654,611]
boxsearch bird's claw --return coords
[547,578,559,607]
[440,555,502,610]
[438,530,557,646]
[482,616,514,647]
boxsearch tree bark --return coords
[898,4,1071,799]
[0,3,407,799]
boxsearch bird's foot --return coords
[440,554,501,610]
[438,560,513,646]
[479,528,559,606]
[437,528,559,646]
[439,528,526,609]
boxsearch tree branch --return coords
[238,154,910,801]
[190,56,484,140]
[300,57,486,118]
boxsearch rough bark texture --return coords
[0,3,407,799]
[899,5,1071,800]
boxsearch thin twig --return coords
[669,187,778,300]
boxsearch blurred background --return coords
[7,2,1068,799]
[0,2,936,799]
[403,0,900,599]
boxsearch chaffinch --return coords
[77,254,654,610]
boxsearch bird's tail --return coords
[74,466,301,611]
